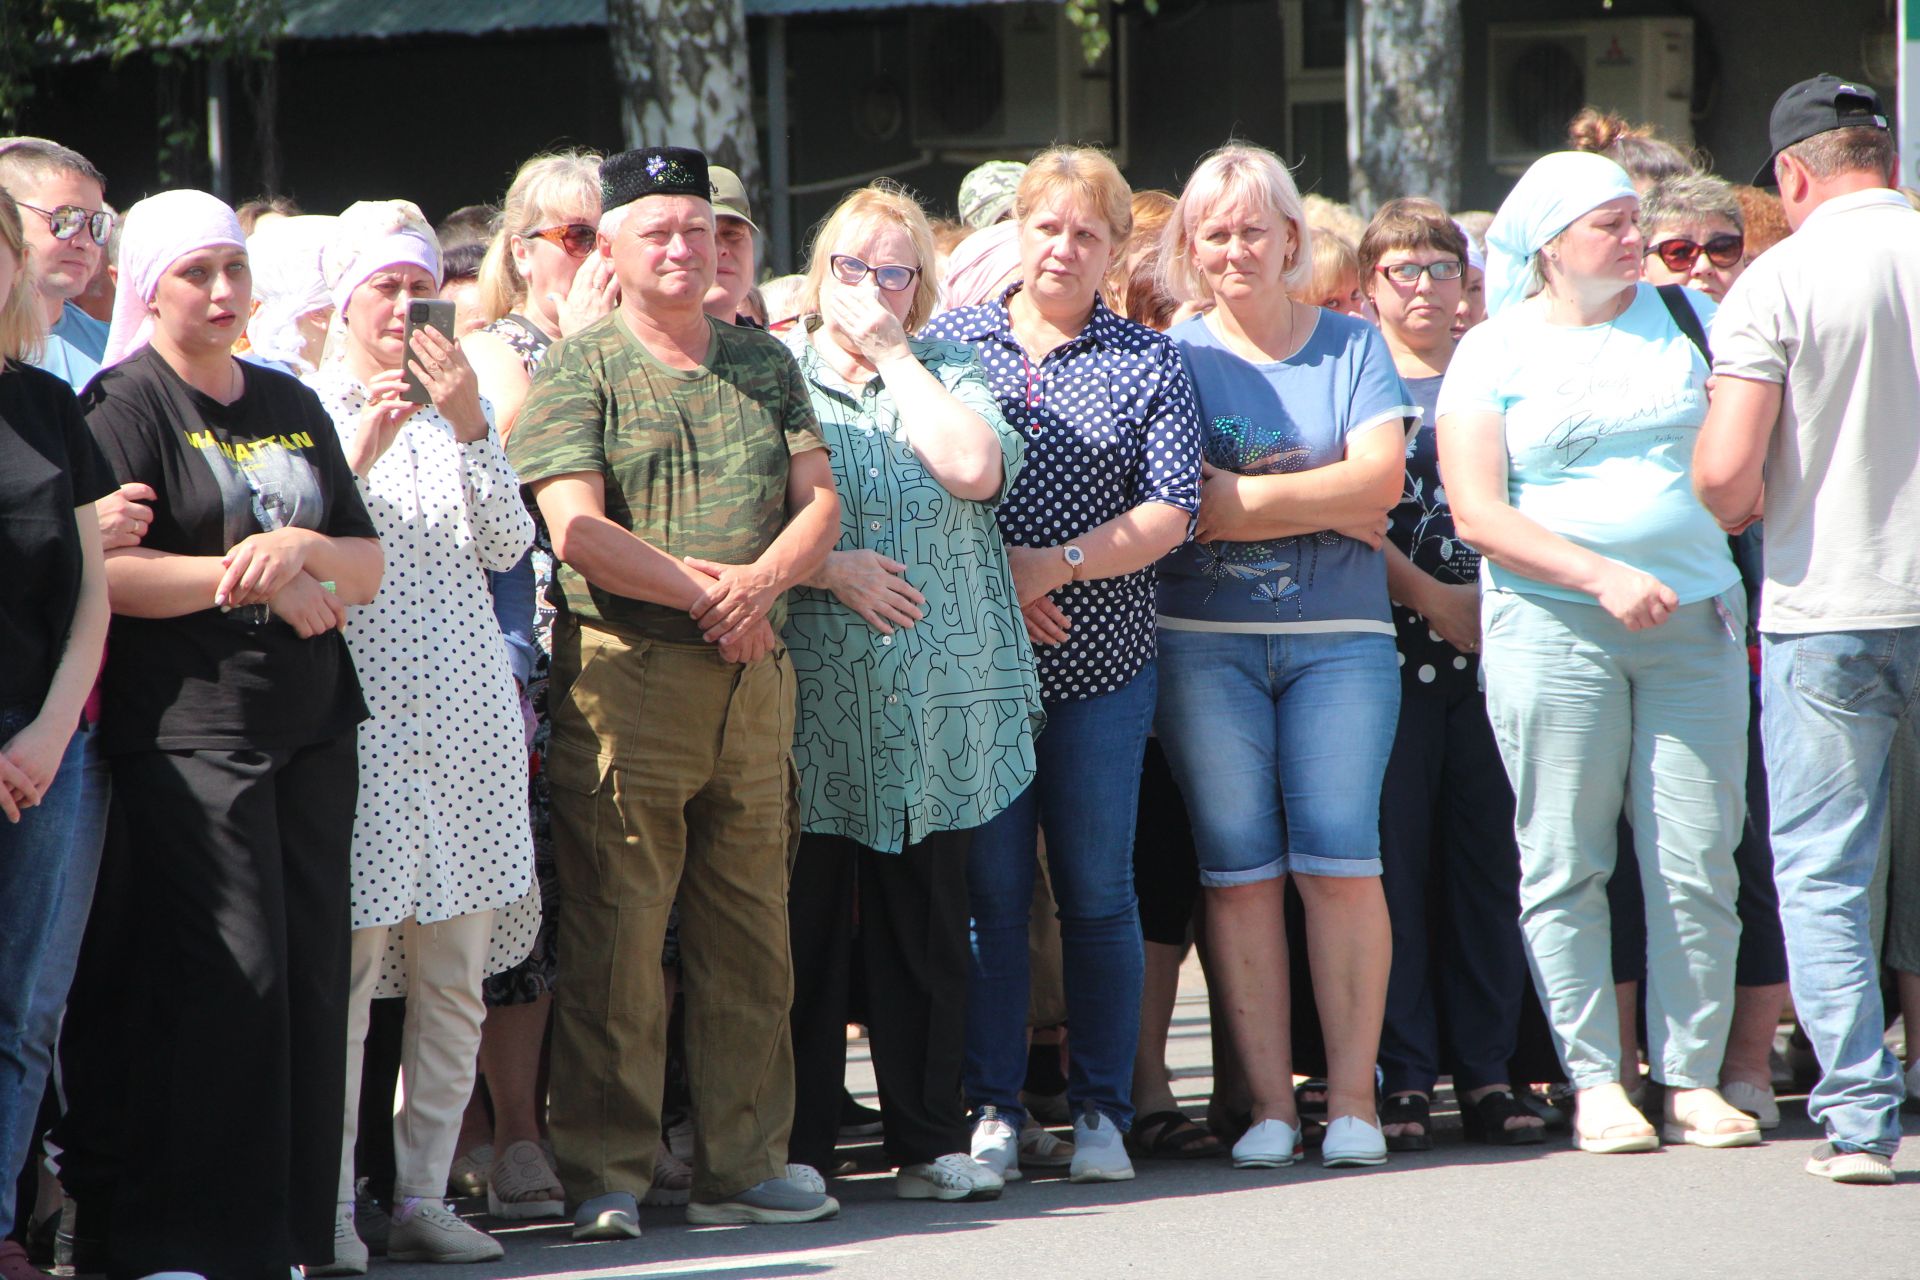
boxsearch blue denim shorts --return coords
[1153,628,1400,885]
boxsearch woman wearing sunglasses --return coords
[1638,174,1747,303]
[779,181,1039,1203]
[1629,170,1790,1131]
[1437,152,1757,1155]
[437,151,615,1219]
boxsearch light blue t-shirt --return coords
[35,302,109,393]
[1435,283,1738,605]
[1158,309,1415,632]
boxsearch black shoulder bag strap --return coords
[1656,282,1712,366]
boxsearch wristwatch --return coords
[1062,543,1086,581]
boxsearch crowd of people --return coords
[1,67,1917,1280]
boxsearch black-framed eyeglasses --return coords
[1645,234,1744,273]
[17,201,114,246]
[1376,260,1465,284]
[525,223,598,258]
[829,253,919,292]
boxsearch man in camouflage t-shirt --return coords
[506,145,839,1236]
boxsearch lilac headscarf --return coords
[103,190,246,367]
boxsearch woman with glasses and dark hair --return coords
[1638,174,1747,304]
[1357,198,1543,1151]
[780,180,1040,1204]
[1438,151,1757,1156]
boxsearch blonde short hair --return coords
[1161,143,1314,303]
[1293,230,1358,307]
[799,180,939,333]
[0,192,44,364]
[1013,146,1133,244]
[479,150,604,323]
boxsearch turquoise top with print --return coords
[1435,282,1738,605]
[782,329,1043,854]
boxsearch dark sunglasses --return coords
[18,201,114,246]
[1376,260,1464,284]
[525,223,598,257]
[829,254,919,292]
[1645,234,1744,274]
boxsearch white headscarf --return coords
[103,190,246,367]
[1452,218,1486,274]
[322,200,441,315]
[1483,152,1637,317]
[244,214,337,375]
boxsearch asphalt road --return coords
[383,963,1920,1280]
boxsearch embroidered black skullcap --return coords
[602,146,711,212]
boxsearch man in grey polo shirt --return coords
[1695,74,1920,1186]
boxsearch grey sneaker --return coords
[386,1200,503,1264]
[685,1177,840,1224]
[303,1203,367,1277]
[352,1179,390,1256]
[571,1191,642,1241]
[784,1163,828,1194]
[1805,1142,1895,1185]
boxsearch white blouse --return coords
[309,364,539,993]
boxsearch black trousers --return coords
[106,736,357,1280]
[1376,673,1529,1096]
[787,829,971,1170]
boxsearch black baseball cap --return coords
[1752,73,1890,187]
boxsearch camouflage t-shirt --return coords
[508,311,826,643]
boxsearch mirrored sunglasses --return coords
[1646,234,1744,273]
[18,201,114,246]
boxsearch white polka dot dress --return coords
[309,364,539,996]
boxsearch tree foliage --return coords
[1064,0,1157,66]
[0,0,282,128]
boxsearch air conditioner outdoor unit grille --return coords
[1487,17,1694,168]
[907,3,1118,154]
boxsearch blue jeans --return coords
[0,712,89,1218]
[1154,629,1400,883]
[965,663,1155,1130]
[1763,626,1920,1155]
[0,724,107,1234]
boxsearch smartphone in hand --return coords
[400,298,458,405]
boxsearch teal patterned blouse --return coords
[783,327,1043,853]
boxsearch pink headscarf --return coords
[322,200,441,315]
[102,190,246,367]
[937,220,1022,314]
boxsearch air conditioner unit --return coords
[907,3,1121,157]
[1487,18,1694,167]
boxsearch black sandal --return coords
[1125,1110,1226,1159]
[1461,1088,1547,1146]
[1293,1078,1329,1121]
[1381,1093,1433,1152]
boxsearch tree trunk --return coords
[1347,0,1462,215]
[607,0,761,194]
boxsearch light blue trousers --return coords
[1480,588,1748,1090]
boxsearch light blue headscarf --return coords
[1483,151,1638,316]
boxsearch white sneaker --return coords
[1321,1115,1389,1168]
[896,1153,1004,1201]
[303,1203,367,1277]
[1018,1116,1075,1168]
[1231,1118,1303,1169]
[1068,1108,1135,1183]
[971,1107,1022,1182]
[386,1200,504,1264]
